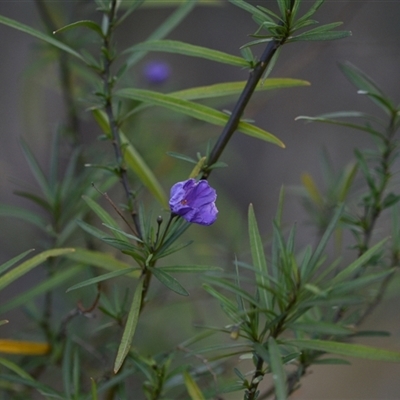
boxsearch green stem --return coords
[101,0,142,238]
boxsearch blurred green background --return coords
[0,1,399,398]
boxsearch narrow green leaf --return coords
[120,131,168,208]
[339,62,386,100]
[66,268,140,293]
[0,204,48,232]
[125,0,197,68]
[0,249,35,276]
[288,322,354,336]
[302,204,344,280]
[20,139,53,202]
[0,248,75,292]
[0,357,33,380]
[117,89,284,147]
[90,378,99,400]
[0,15,84,61]
[166,151,197,164]
[159,265,221,273]
[53,20,103,37]
[171,78,310,101]
[114,277,144,373]
[65,248,138,274]
[331,269,394,295]
[82,195,128,242]
[229,0,272,22]
[329,238,388,285]
[0,266,81,314]
[148,267,189,296]
[288,339,400,362]
[290,30,351,42]
[0,374,63,398]
[184,371,205,400]
[268,337,287,400]
[125,40,249,68]
[248,204,271,310]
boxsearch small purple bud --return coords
[143,61,170,84]
[169,178,218,226]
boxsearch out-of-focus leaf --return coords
[267,338,287,400]
[159,265,221,273]
[301,173,324,207]
[0,204,48,232]
[0,340,50,355]
[126,40,249,68]
[329,238,388,285]
[117,89,285,147]
[64,248,138,274]
[0,248,75,292]
[248,204,271,310]
[114,277,144,373]
[0,249,35,276]
[148,267,189,296]
[331,269,394,295]
[288,322,354,336]
[0,266,81,313]
[20,139,53,202]
[91,109,168,208]
[0,15,84,61]
[184,371,205,400]
[288,339,400,362]
[302,204,344,280]
[66,247,140,278]
[0,374,63,398]
[66,268,140,293]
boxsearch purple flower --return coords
[169,179,218,226]
[143,61,170,84]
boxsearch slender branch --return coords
[101,0,142,238]
[34,0,81,143]
[357,112,398,255]
[203,39,281,177]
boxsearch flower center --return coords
[181,199,188,205]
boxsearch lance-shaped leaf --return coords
[0,15,84,61]
[117,89,284,147]
[148,266,189,296]
[66,267,140,293]
[114,277,144,373]
[248,204,271,310]
[66,248,141,278]
[125,0,197,68]
[288,339,400,362]
[171,78,310,100]
[53,20,104,37]
[268,338,288,400]
[125,40,249,68]
[184,371,205,400]
[0,248,75,292]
